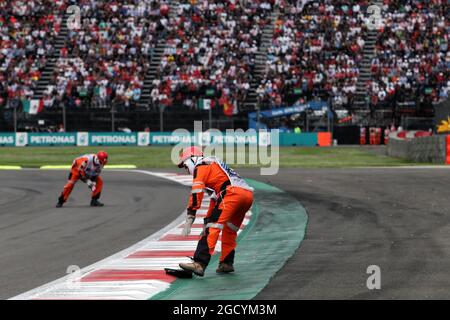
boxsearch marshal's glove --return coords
[86,179,96,192]
[181,211,196,236]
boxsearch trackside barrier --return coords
[0,132,333,147]
[444,135,449,165]
[387,135,447,164]
[360,127,366,145]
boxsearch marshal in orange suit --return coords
[56,151,108,208]
[177,146,254,277]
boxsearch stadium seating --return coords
[259,0,369,110]
[366,0,449,110]
[153,0,274,111]
[0,0,65,109]
[0,0,448,126]
[43,0,170,110]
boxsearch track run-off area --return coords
[1,166,450,299]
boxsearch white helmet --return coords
[178,146,204,175]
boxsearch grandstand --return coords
[0,0,448,133]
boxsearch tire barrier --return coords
[387,135,447,164]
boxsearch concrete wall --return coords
[387,135,447,164]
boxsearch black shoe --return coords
[216,262,234,274]
[90,199,104,207]
[179,262,205,277]
[56,201,64,208]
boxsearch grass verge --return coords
[0,146,426,168]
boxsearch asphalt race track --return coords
[0,170,186,299]
[241,168,450,299]
[1,167,450,299]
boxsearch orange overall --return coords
[58,154,103,204]
[188,160,254,268]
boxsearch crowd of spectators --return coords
[42,0,170,110]
[0,0,448,119]
[151,0,274,111]
[367,0,449,109]
[258,0,369,110]
[0,0,65,109]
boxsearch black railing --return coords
[0,106,243,133]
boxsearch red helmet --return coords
[178,146,203,168]
[96,151,108,166]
